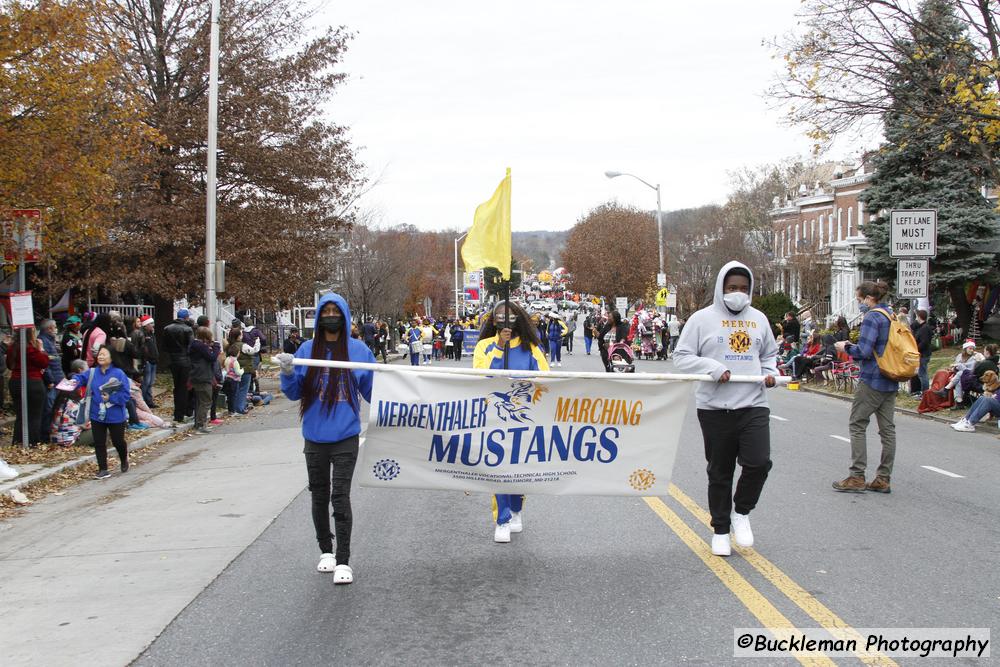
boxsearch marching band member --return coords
[474,301,550,543]
[673,261,778,557]
[274,293,375,583]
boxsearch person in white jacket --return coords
[673,261,778,557]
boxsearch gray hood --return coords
[713,260,754,314]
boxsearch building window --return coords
[847,207,853,236]
[837,208,842,241]
[819,214,824,246]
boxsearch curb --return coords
[1,422,195,496]
[798,384,997,433]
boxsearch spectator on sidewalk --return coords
[950,370,1000,432]
[833,280,896,495]
[283,328,303,354]
[164,309,194,424]
[222,341,244,415]
[673,261,778,557]
[782,311,800,344]
[274,292,375,584]
[833,316,851,343]
[236,321,260,414]
[39,319,64,442]
[8,327,50,446]
[583,310,595,355]
[189,326,217,434]
[911,309,933,395]
[82,312,111,367]
[136,315,158,407]
[60,315,83,377]
[935,340,984,407]
[74,345,131,479]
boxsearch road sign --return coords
[666,292,677,308]
[656,272,666,288]
[10,291,33,328]
[897,259,929,298]
[655,288,668,307]
[890,209,936,258]
[615,297,627,313]
[3,209,42,262]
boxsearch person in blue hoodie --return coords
[274,293,375,584]
[673,261,778,557]
[74,345,133,480]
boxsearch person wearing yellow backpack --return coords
[832,280,898,494]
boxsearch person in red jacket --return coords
[7,326,50,445]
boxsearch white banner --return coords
[359,371,690,496]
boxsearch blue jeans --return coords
[917,355,929,393]
[584,336,593,354]
[494,494,524,525]
[40,386,58,442]
[966,395,1000,424]
[549,340,561,363]
[235,372,252,413]
[410,352,420,366]
[142,362,157,406]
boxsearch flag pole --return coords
[503,278,510,370]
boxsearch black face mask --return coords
[318,316,344,333]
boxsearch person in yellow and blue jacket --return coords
[473,301,549,543]
[545,310,570,367]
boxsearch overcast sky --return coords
[318,0,840,232]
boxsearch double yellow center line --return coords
[643,484,897,666]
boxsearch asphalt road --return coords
[136,335,999,666]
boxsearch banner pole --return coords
[502,278,510,370]
[291,358,787,384]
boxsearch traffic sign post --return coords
[656,272,666,288]
[615,297,628,314]
[889,209,937,258]
[655,288,668,307]
[896,259,929,298]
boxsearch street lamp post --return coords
[454,232,468,318]
[204,0,221,330]
[605,170,664,279]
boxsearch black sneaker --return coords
[121,459,129,473]
[94,469,111,480]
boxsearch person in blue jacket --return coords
[74,345,133,480]
[473,301,549,543]
[407,318,422,366]
[274,293,375,584]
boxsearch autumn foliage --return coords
[561,202,658,301]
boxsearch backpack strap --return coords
[871,308,893,322]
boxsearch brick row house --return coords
[769,162,875,325]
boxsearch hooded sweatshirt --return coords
[280,293,375,443]
[672,261,779,410]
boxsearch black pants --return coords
[304,438,359,565]
[93,421,128,471]
[697,407,772,534]
[210,384,220,420]
[9,377,45,444]
[223,378,238,413]
[170,364,190,422]
[454,344,463,362]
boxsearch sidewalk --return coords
[0,395,305,667]
[797,382,998,433]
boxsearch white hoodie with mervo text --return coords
[672,261,779,410]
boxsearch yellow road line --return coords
[667,483,898,667]
[643,497,836,667]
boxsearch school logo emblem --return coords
[373,459,400,481]
[628,467,656,491]
[729,330,752,354]
[486,380,547,423]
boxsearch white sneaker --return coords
[317,553,336,573]
[951,419,975,432]
[0,459,18,481]
[731,512,754,547]
[711,533,731,556]
[494,522,511,543]
[509,511,523,533]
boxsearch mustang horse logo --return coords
[487,381,547,423]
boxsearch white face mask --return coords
[723,292,750,312]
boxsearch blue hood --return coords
[317,292,351,325]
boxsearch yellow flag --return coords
[461,168,511,279]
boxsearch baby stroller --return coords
[608,341,636,373]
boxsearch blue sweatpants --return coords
[549,340,561,363]
[493,494,524,525]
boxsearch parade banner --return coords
[359,370,690,496]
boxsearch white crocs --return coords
[317,553,336,573]
[333,564,354,585]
